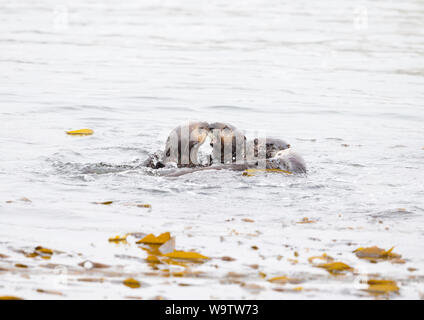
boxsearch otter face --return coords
[273,149,307,173]
[208,122,237,148]
[208,123,246,164]
[163,121,210,167]
[254,137,291,159]
[190,122,209,147]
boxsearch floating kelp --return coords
[363,279,399,296]
[137,204,152,209]
[242,168,292,176]
[25,246,55,260]
[354,246,401,263]
[94,201,113,205]
[5,197,32,204]
[108,235,128,244]
[66,129,94,136]
[145,255,161,264]
[267,276,303,284]
[163,251,209,261]
[123,278,141,289]
[35,247,53,255]
[15,263,28,268]
[36,288,63,296]
[308,253,334,265]
[273,286,304,293]
[317,262,353,275]
[136,232,170,245]
[297,217,316,224]
[221,256,236,262]
[78,260,110,269]
[77,278,105,283]
[112,232,209,272]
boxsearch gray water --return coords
[1,0,424,299]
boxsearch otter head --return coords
[163,121,210,167]
[270,149,307,174]
[254,137,291,159]
[190,121,209,147]
[208,122,246,164]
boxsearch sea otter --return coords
[143,121,209,169]
[265,148,307,173]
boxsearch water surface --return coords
[1,0,423,299]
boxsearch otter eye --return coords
[166,148,170,157]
